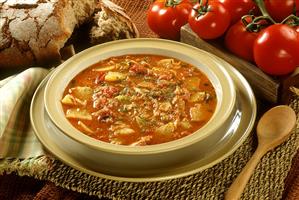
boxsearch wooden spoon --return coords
[225,105,297,200]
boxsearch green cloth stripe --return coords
[0,68,49,159]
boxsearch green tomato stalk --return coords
[281,14,299,27]
[253,0,276,24]
[249,0,299,29]
[165,0,183,7]
[193,0,210,16]
[243,0,276,32]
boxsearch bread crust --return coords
[0,0,139,68]
[0,0,96,68]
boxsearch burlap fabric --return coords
[1,0,299,199]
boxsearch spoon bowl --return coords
[257,105,297,151]
[225,105,296,200]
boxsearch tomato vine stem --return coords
[193,0,210,17]
[245,15,273,32]
[253,0,276,24]
[281,14,299,26]
[242,0,278,32]
[244,0,299,32]
[165,0,182,7]
[199,0,206,7]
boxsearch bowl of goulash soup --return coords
[44,39,237,177]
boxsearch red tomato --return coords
[264,0,298,22]
[225,18,258,62]
[147,0,193,40]
[217,0,256,24]
[253,24,299,75]
[188,2,231,39]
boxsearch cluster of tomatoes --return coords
[147,0,299,76]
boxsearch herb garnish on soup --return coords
[61,55,217,146]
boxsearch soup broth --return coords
[61,55,217,146]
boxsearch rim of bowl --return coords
[44,38,236,155]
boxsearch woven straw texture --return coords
[112,0,158,38]
[1,95,299,200]
[0,0,299,199]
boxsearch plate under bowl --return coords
[30,52,256,181]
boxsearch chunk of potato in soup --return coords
[61,55,217,146]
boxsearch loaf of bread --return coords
[0,0,139,68]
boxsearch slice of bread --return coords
[90,0,139,44]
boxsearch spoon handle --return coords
[225,146,266,200]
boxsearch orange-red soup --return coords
[61,55,217,146]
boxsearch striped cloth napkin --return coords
[0,68,49,159]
